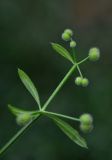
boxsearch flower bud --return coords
[80,113,93,125]
[75,77,82,86]
[64,29,73,36]
[80,123,93,133]
[16,113,32,126]
[81,78,89,87]
[89,47,100,61]
[70,41,76,48]
[61,32,71,41]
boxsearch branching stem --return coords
[0,63,77,156]
[0,56,89,156]
[72,48,83,78]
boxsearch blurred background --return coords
[0,0,112,159]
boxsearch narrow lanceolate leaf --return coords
[8,104,35,116]
[51,43,74,63]
[18,69,41,109]
[48,115,88,149]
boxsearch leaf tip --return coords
[18,68,21,71]
[82,142,88,149]
[18,68,25,80]
[51,42,55,46]
[18,68,22,74]
[8,104,11,109]
[85,145,88,149]
[8,104,14,114]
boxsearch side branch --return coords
[0,64,76,156]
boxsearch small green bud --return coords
[75,77,82,86]
[16,113,32,126]
[89,47,100,61]
[80,123,93,133]
[81,78,89,87]
[61,32,71,41]
[64,29,73,36]
[70,41,76,48]
[80,113,93,125]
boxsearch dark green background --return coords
[0,0,111,159]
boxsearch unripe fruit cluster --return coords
[89,47,100,61]
[61,29,77,48]
[75,77,89,87]
[16,113,32,126]
[62,29,73,41]
[79,113,93,133]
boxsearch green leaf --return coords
[18,69,41,109]
[8,104,33,116]
[48,115,88,148]
[51,43,74,63]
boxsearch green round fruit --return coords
[81,78,89,87]
[70,41,76,48]
[61,32,71,41]
[80,123,93,133]
[64,29,73,36]
[75,77,82,86]
[79,113,93,125]
[89,47,100,61]
[16,113,32,126]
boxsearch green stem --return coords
[41,111,80,122]
[77,56,89,65]
[38,103,41,110]
[76,65,83,78]
[71,48,83,78]
[0,56,89,156]
[0,114,41,156]
[72,47,76,62]
[42,64,76,111]
[0,64,77,156]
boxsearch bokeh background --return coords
[0,0,112,159]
